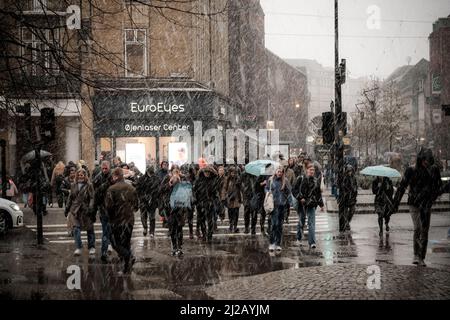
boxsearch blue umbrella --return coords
[360,165,401,178]
[245,160,280,177]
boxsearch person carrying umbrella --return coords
[372,176,394,237]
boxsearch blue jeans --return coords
[270,205,286,246]
[306,207,316,246]
[100,215,111,256]
[296,204,306,240]
[73,226,95,249]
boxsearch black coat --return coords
[299,176,324,209]
[193,171,219,205]
[339,174,358,206]
[394,165,442,210]
[240,173,255,205]
[135,173,160,210]
[92,171,113,215]
[292,175,304,200]
[372,177,393,206]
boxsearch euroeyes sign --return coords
[130,102,186,114]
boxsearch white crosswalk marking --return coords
[26,212,333,244]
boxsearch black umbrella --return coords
[21,150,52,162]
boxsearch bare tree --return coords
[378,82,409,152]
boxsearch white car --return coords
[0,198,24,235]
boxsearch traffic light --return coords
[322,112,334,144]
[40,108,55,141]
[339,112,347,136]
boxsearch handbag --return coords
[264,178,274,214]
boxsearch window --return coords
[21,27,59,76]
[124,29,147,77]
[23,0,61,11]
[418,79,424,92]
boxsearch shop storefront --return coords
[93,88,233,171]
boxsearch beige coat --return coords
[67,182,95,231]
[105,180,138,226]
[284,168,296,187]
[222,176,242,209]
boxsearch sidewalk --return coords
[206,263,450,300]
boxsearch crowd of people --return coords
[11,153,325,273]
[5,147,450,273]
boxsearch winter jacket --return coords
[372,177,394,208]
[254,176,267,206]
[265,176,291,207]
[284,168,296,187]
[339,174,358,206]
[222,175,243,209]
[61,177,75,197]
[293,164,304,178]
[292,175,304,200]
[394,165,442,210]
[157,168,169,181]
[105,180,138,226]
[135,172,160,210]
[92,171,113,216]
[299,176,324,209]
[240,173,255,205]
[66,182,95,230]
[193,168,219,205]
[217,174,226,201]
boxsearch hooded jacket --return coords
[136,168,160,210]
[393,149,442,210]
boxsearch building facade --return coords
[427,15,450,167]
[266,50,309,155]
[1,0,251,174]
[228,0,268,130]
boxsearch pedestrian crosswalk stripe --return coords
[26,213,332,244]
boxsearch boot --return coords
[150,219,156,237]
[189,223,194,239]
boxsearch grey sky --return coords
[260,0,450,78]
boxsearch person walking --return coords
[168,167,193,256]
[298,164,324,249]
[254,175,269,237]
[105,167,139,274]
[339,165,358,232]
[65,168,96,256]
[193,165,219,241]
[372,176,394,237]
[92,160,114,262]
[283,159,297,224]
[157,161,170,228]
[222,167,242,234]
[266,167,291,252]
[61,167,77,210]
[393,148,443,267]
[292,167,306,245]
[241,171,256,234]
[50,161,66,208]
[216,165,227,223]
[135,166,160,238]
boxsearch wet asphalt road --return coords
[0,204,449,299]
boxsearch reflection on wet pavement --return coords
[1,213,449,299]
